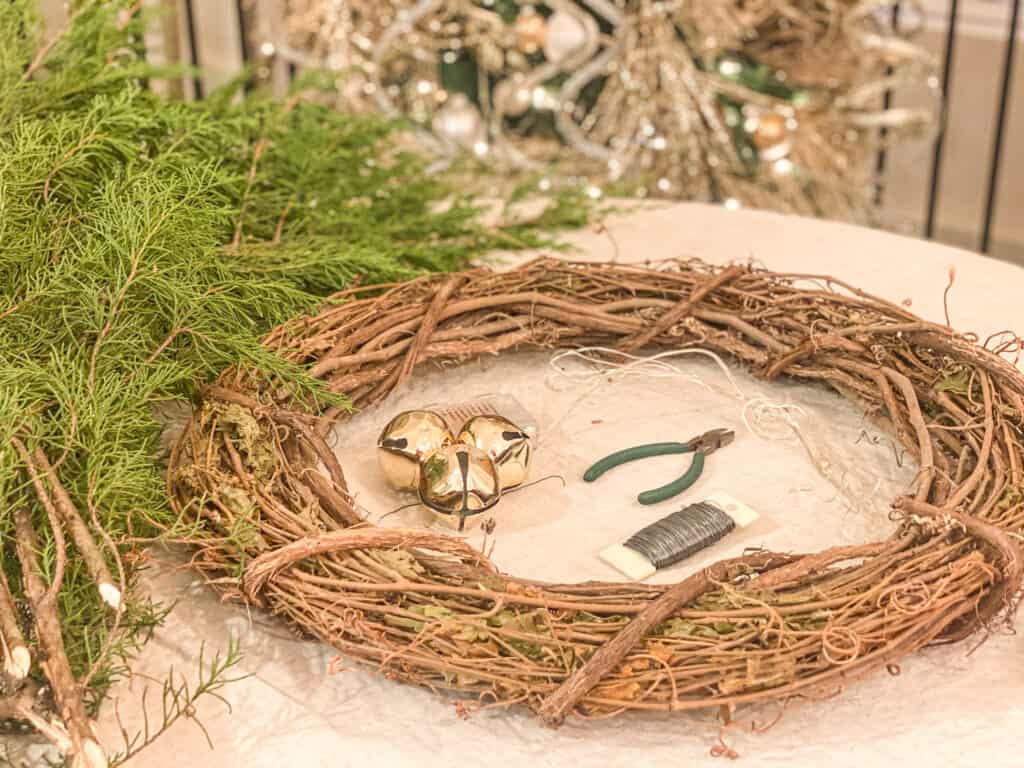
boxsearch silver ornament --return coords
[432,93,483,147]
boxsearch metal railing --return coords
[978,0,1020,253]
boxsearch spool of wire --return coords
[624,501,735,569]
[598,492,759,580]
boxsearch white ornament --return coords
[543,11,588,64]
[432,94,483,147]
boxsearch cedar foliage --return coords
[0,0,582,715]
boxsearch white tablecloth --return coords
[99,204,1024,768]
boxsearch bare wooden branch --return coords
[0,567,30,680]
[31,446,121,610]
[13,508,105,768]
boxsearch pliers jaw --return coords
[685,428,735,455]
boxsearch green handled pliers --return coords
[583,428,735,505]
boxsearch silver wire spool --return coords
[622,501,735,569]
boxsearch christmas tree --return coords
[259,0,937,220]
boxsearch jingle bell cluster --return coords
[377,409,532,531]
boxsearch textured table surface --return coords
[97,203,1024,768]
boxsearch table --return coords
[98,203,1024,768]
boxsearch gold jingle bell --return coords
[418,444,500,531]
[377,410,454,491]
[457,414,532,489]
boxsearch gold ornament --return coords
[377,410,454,491]
[514,10,547,55]
[752,113,788,149]
[418,444,500,531]
[457,414,531,489]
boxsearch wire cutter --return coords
[583,428,735,505]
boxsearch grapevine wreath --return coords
[169,258,1023,725]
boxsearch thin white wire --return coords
[546,347,806,442]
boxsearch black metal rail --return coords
[980,0,1021,253]
[925,0,961,240]
[182,0,203,100]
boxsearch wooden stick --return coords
[31,446,121,610]
[10,437,67,604]
[13,508,105,768]
[883,367,936,503]
[944,372,995,509]
[242,527,497,601]
[0,567,30,679]
[365,274,469,403]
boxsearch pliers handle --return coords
[583,429,734,505]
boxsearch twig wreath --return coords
[169,259,1023,725]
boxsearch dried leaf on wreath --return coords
[659,618,736,639]
[451,624,491,643]
[218,485,268,552]
[384,614,426,632]
[505,582,543,597]
[375,548,427,579]
[507,639,545,660]
[592,681,642,702]
[217,403,276,479]
[418,605,456,620]
[935,369,972,396]
[574,611,630,625]
[487,609,548,636]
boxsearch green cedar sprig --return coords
[0,0,585,715]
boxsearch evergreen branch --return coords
[230,138,269,250]
[144,325,192,365]
[271,197,296,244]
[115,1,144,32]
[230,93,302,250]
[109,637,245,766]
[0,0,586,757]
[0,293,35,323]
[43,129,103,203]
[87,207,172,389]
[21,8,78,82]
